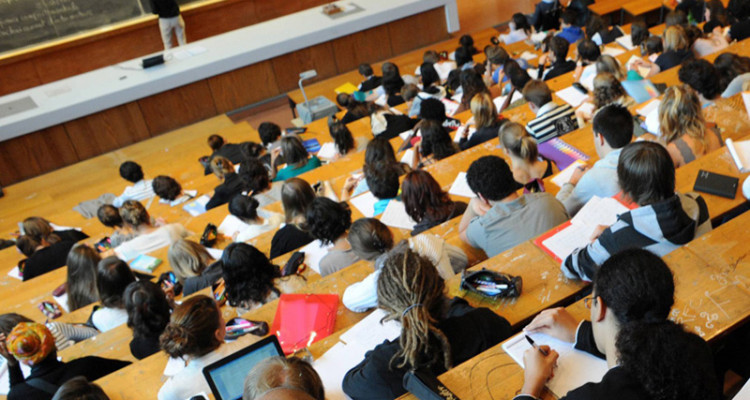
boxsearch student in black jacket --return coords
[124,281,172,360]
[203,134,246,175]
[515,249,720,400]
[1,322,130,400]
[342,248,512,400]
[205,156,246,210]
[358,63,382,92]
[458,92,506,150]
[537,36,576,81]
[15,235,77,281]
[269,178,315,259]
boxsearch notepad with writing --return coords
[535,196,629,262]
[538,138,590,171]
[448,172,476,198]
[502,332,608,398]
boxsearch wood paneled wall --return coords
[0,7,449,187]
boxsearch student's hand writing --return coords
[589,224,608,241]
[0,334,17,366]
[568,164,591,186]
[341,175,362,201]
[521,346,559,398]
[524,307,578,343]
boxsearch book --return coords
[693,170,738,199]
[303,138,321,153]
[448,172,476,198]
[130,254,162,273]
[502,332,608,398]
[538,138,590,171]
[726,138,750,173]
[621,79,660,104]
[535,196,629,262]
[183,194,210,217]
[334,82,358,94]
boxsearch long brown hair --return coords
[22,217,60,244]
[66,244,101,311]
[401,170,454,223]
[658,85,706,149]
[377,249,451,370]
[281,178,315,224]
[160,295,222,359]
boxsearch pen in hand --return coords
[525,335,549,356]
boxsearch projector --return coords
[296,96,338,124]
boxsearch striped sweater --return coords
[525,102,578,143]
[562,193,711,281]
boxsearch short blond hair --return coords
[658,84,706,146]
[167,239,214,283]
[663,25,689,52]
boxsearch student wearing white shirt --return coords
[112,161,155,208]
[91,257,136,332]
[500,13,532,45]
[110,200,189,261]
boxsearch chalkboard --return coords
[0,0,199,54]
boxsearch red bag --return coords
[270,293,338,355]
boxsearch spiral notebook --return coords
[538,138,590,171]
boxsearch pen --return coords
[525,335,549,356]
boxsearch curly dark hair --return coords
[593,248,674,324]
[304,197,352,245]
[119,161,143,183]
[238,157,271,193]
[419,119,457,161]
[678,59,721,100]
[402,170,454,223]
[465,156,516,201]
[221,243,280,308]
[152,175,182,201]
[617,320,720,400]
[125,280,171,341]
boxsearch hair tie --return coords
[402,303,423,317]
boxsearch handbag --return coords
[460,268,522,299]
[200,223,218,247]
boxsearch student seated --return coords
[151,175,185,202]
[22,216,88,244]
[380,62,406,107]
[342,248,511,399]
[413,120,459,169]
[15,234,77,282]
[523,80,578,142]
[1,322,130,400]
[205,156,244,210]
[499,60,532,111]
[237,157,280,207]
[405,64,448,117]
[221,243,304,313]
[458,69,498,113]
[91,257,136,332]
[402,170,467,236]
[203,134,245,175]
[158,295,228,400]
[714,53,750,98]
[585,15,622,46]
[341,137,412,199]
[500,13,532,44]
[243,356,325,400]
[419,98,461,131]
[270,178,316,259]
[518,249,720,400]
[459,156,568,258]
[632,25,693,77]
[630,20,650,51]
[485,45,529,87]
[342,219,468,313]
[687,24,728,57]
[537,36,576,81]
[327,117,366,159]
[499,122,555,193]
[52,377,110,400]
[113,161,155,207]
[658,85,721,168]
[66,244,100,312]
[556,10,583,44]
[336,93,373,125]
[363,163,402,216]
[258,122,283,169]
[96,205,136,247]
[304,198,359,276]
[562,142,711,281]
[458,93,506,150]
[110,200,188,261]
[414,50,456,82]
[227,195,284,243]
[271,136,321,182]
[529,0,560,31]
[557,104,633,215]
[167,239,222,296]
[575,72,635,126]
[357,63,382,92]
[124,280,171,360]
[0,313,97,353]
[454,45,475,72]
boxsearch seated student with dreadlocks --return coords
[517,249,720,400]
[342,248,511,399]
[562,142,711,281]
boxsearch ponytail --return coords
[159,295,221,359]
[348,219,394,261]
[500,122,538,162]
[228,195,260,222]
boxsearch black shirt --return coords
[540,59,577,81]
[21,240,77,281]
[183,262,223,296]
[204,143,246,175]
[458,120,505,150]
[150,0,180,18]
[130,335,161,360]
[53,229,88,243]
[8,355,130,400]
[342,298,512,400]
[270,224,314,260]
[730,19,750,41]
[655,49,693,72]
[378,114,419,141]
[359,76,382,92]
[205,173,245,210]
[411,201,468,236]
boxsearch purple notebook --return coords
[538,138,590,170]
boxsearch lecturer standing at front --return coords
[151,0,186,50]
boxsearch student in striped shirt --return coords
[523,80,579,143]
[112,161,155,208]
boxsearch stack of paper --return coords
[726,138,750,173]
[350,191,379,218]
[314,309,402,400]
[448,172,476,198]
[556,86,589,108]
[380,201,418,231]
[316,142,338,160]
[541,196,629,261]
[217,214,251,237]
[502,332,608,398]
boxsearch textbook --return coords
[535,196,630,262]
[726,138,750,173]
[129,254,162,273]
[303,138,321,153]
[183,194,210,217]
[538,138,590,171]
[621,79,660,104]
[502,331,608,398]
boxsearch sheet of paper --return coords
[0,358,31,395]
[551,159,588,188]
[53,292,70,313]
[644,104,660,135]
[453,125,476,143]
[577,102,595,117]
[743,92,750,119]
[316,142,338,160]
[502,332,608,398]
[726,138,750,173]
[314,309,401,400]
[616,34,635,50]
[601,46,625,57]
[183,194,210,217]
[527,68,539,80]
[350,191,380,218]
[7,266,22,280]
[735,378,750,400]
[374,94,387,106]
[448,172,476,198]
[579,64,597,91]
[556,86,589,108]
[299,240,333,274]
[206,247,223,260]
[493,91,524,111]
[441,98,460,116]
[217,214,251,236]
[399,149,415,166]
[636,99,660,117]
[379,201,418,231]
[399,129,414,141]
[519,50,538,61]
[163,356,187,377]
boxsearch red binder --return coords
[270,293,339,355]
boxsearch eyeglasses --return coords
[583,296,597,309]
